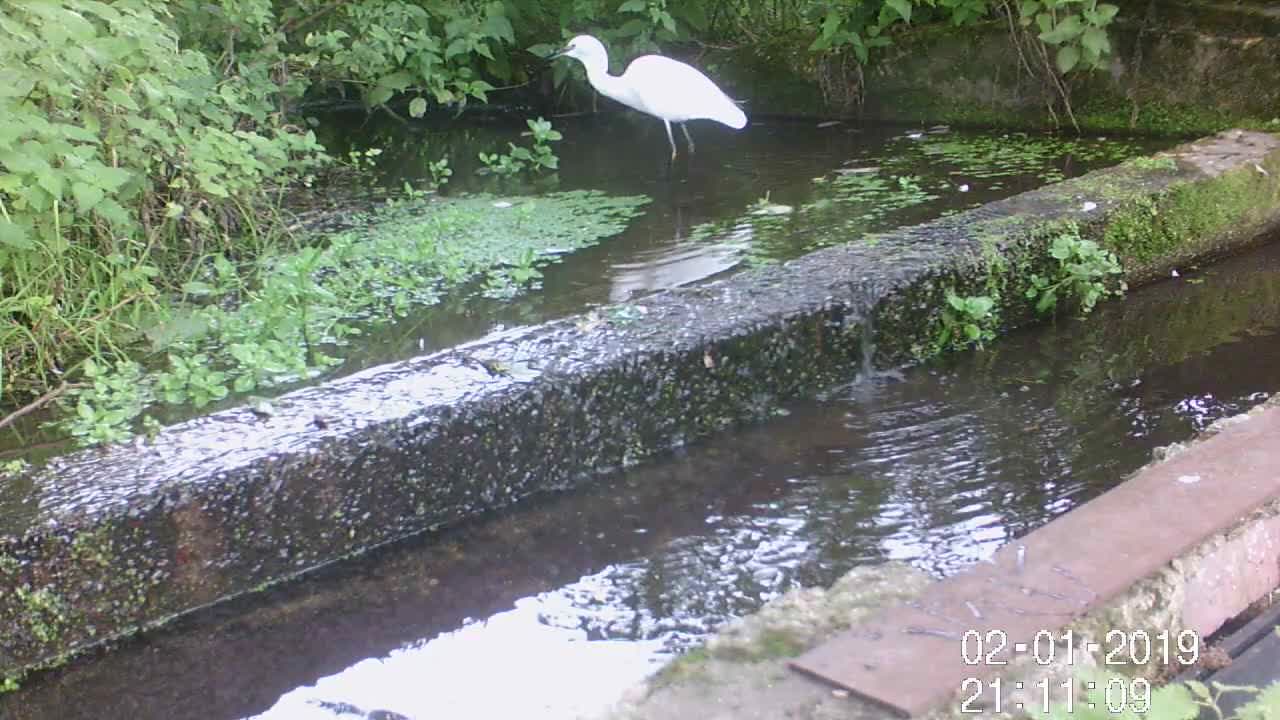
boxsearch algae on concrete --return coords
[3,130,1279,688]
[746,2,1280,136]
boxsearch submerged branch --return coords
[0,381,85,432]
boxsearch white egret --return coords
[551,35,747,161]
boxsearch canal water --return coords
[317,115,1171,371]
[4,209,1278,718]
[0,117,1166,462]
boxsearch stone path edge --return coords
[592,396,1280,720]
[791,396,1280,716]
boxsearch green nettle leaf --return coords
[36,170,64,201]
[1040,14,1084,44]
[103,87,140,111]
[93,198,132,226]
[660,11,677,35]
[481,14,515,43]
[83,164,131,191]
[368,84,395,107]
[0,220,33,249]
[408,97,428,118]
[820,9,842,41]
[445,37,470,59]
[1093,3,1120,24]
[618,0,648,12]
[1035,11,1053,35]
[379,70,414,92]
[1036,289,1057,313]
[467,80,494,100]
[885,0,912,23]
[617,18,648,36]
[71,181,106,211]
[1055,44,1080,73]
[1081,27,1110,57]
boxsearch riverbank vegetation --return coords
[1,0,1132,443]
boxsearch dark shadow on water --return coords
[6,236,1280,720]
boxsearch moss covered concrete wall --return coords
[1,130,1277,688]
[736,1,1280,136]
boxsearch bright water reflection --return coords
[250,598,668,720]
[235,244,1280,720]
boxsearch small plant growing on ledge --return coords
[1025,225,1125,316]
[936,291,999,352]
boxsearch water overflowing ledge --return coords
[1,129,1278,682]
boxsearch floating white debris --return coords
[1177,474,1202,484]
[907,132,924,139]
[958,184,971,192]
[1171,269,1181,278]
[751,203,794,216]
[493,201,514,208]
[1081,201,1098,212]
[817,120,841,128]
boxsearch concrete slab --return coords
[791,403,1280,717]
[4,130,1280,681]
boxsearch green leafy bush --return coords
[0,0,1132,435]
[0,0,325,398]
[1020,0,1118,74]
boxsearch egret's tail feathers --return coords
[723,101,748,130]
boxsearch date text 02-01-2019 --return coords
[961,628,1200,668]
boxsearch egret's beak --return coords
[548,45,570,60]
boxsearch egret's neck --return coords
[583,61,631,106]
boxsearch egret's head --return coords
[552,34,608,66]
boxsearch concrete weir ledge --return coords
[2,130,1279,681]
[600,395,1280,720]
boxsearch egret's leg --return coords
[664,120,678,162]
[680,123,695,155]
